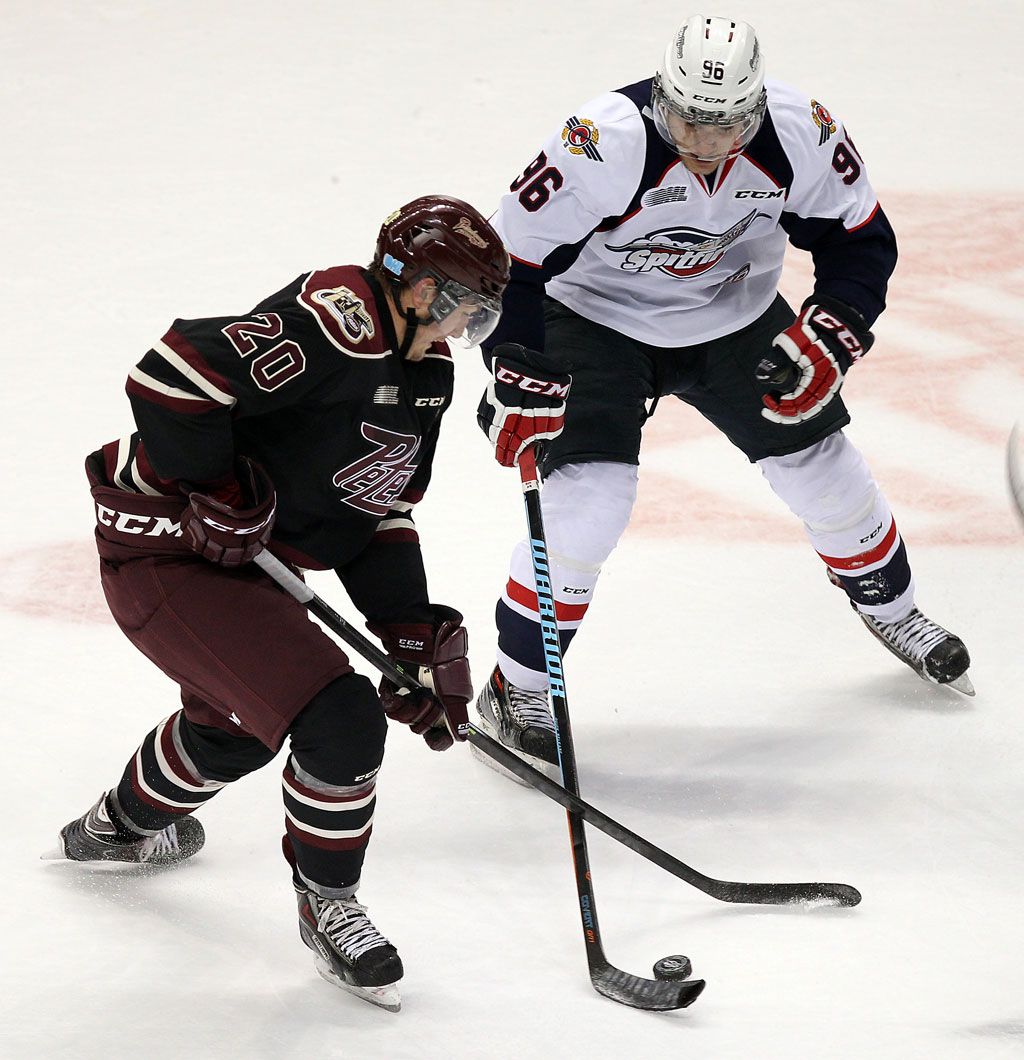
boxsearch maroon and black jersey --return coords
[89,266,454,626]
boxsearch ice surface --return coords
[3,3,1023,1058]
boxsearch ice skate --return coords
[46,792,205,865]
[296,887,403,1012]
[859,607,974,695]
[472,665,560,783]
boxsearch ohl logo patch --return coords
[810,99,837,146]
[561,116,603,161]
[606,209,764,278]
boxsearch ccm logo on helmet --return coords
[495,365,570,398]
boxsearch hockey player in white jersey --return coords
[475,13,973,771]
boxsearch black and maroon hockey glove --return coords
[757,296,874,425]
[369,606,472,752]
[182,458,276,568]
[477,344,571,467]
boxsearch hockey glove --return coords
[182,458,276,567]
[477,344,571,467]
[369,606,472,752]
[757,296,874,425]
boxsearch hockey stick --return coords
[456,736,859,907]
[512,447,705,1011]
[252,550,860,908]
[252,549,694,1007]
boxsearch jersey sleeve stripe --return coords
[126,365,227,412]
[376,514,416,534]
[129,458,163,496]
[153,336,237,405]
[373,528,419,544]
[509,251,544,269]
[112,435,136,492]
[846,200,880,233]
[108,434,176,496]
[132,443,176,496]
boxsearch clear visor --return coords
[652,78,766,164]
[428,278,502,348]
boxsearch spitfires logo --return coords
[606,209,765,277]
[561,116,603,161]
[810,99,837,146]
[311,286,375,344]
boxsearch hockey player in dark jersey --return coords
[474,14,972,774]
[51,196,509,1012]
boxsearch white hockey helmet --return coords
[652,14,767,163]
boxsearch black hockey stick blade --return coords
[466,725,861,908]
[592,961,705,1010]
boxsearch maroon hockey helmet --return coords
[373,195,510,346]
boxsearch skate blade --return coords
[313,958,401,1013]
[40,831,71,861]
[469,740,533,787]
[944,671,976,697]
[471,715,561,786]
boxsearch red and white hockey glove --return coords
[757,297,874,425]
[182,458,276,567]
[369,606,472,752]
[477,344,571,467]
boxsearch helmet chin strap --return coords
[389,281,433,357]
[398,305,420,357]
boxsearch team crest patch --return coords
[810,99,836,146]
[312,286,375,344]
[561,116,603,161]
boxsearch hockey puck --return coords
[653,955,692,982]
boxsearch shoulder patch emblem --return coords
[810,99,836,146]
[561,116,603,161]
[315,286,375,344]
[298,279,384,356]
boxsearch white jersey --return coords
[489,78,894,350]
